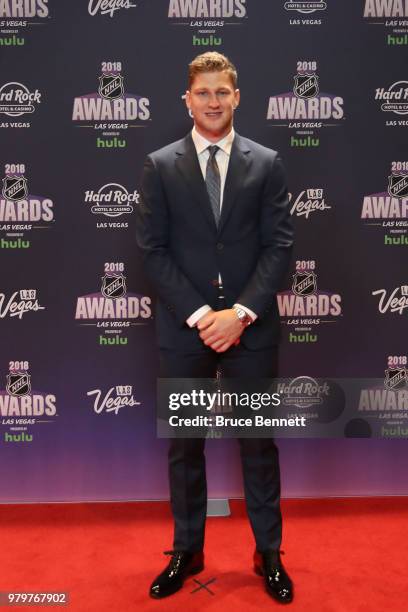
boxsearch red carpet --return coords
[1,497,408,611]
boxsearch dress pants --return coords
[160,334,282,554]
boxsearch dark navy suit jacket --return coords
[135,132,294,351]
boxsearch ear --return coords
[234,88,240,109]
[185,90,191,110]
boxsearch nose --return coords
[208,93,220,107]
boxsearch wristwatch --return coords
[233,306,253,327]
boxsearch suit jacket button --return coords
[216,242,224,251]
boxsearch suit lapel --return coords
[174,132,252,234]
[175,134,217,232]
[218,134,251,234]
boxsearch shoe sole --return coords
[149,564,204,599]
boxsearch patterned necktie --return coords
[205,145,221,226]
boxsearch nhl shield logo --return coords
[2,176,28,201]
[98,74,124,100]
[292,272,317,296]
[384,368,407,390]
[293,73,319,99]
[388,174,408,198]
[101,274,127,299]
[6,372,31,396]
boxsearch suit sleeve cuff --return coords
[186,305,212,328]
[233,303,257,322]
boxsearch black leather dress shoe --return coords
[149,550,204,599]
[254,549,294,604]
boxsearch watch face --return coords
[235,308,250,325]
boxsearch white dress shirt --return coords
[186,127,257,328]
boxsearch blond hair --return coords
[188,52,238,89]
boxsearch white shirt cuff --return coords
[233,303,257,322]
[187,305,212,328]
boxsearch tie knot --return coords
[208,145,219,159]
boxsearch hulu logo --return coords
[290,136,319,148]
[384,234,408,246]
[4,432,33,442]
[387,34,408,45]
[192,35,222,46]
[382,426,408,437]
[289,332,318,343]
[1,238,30,249]
[99,335,128,346]
[96,137,126,148]
[0,35,24,46]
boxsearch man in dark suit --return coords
[135,52,294,603]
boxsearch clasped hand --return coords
[197,309,243,353]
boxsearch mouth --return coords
[205,112,222,118]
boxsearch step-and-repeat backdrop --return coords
[1,1,407,502]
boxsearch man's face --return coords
[185,70,240,142]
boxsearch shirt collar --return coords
[191,126,235,156]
